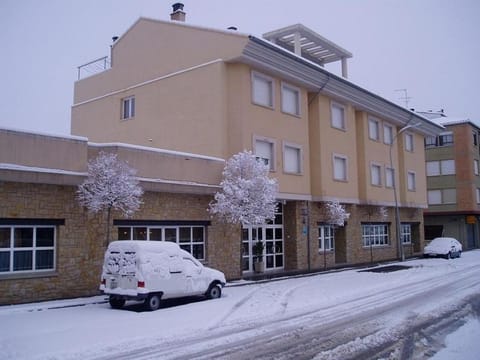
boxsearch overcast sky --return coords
[1,0,479,135]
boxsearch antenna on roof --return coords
[395,89,412,108]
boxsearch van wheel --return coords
[109,296,125,309]
[206,284,222,299]
[145,294,161,311]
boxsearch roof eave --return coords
[241,36,444,136]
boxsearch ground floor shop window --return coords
[362,223,389,247]
[318,225,335,251]
[0,226,56,273]
[117,225,205,260]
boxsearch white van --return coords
[100,240,226,310]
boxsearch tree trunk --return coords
[105,207,111,247]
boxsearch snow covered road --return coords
[1,251,480,359]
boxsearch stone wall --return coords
[0,182,242,305]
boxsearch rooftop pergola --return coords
[263,24,352,78]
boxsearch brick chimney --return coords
[170,3,186,22]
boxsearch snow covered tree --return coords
[77,152,143,245]
[209,150,278,225]
[325,201,350,227]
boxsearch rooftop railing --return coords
[77,56,110,80]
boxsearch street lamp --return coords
[389,122,421,262]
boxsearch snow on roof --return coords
[88,142,225,163]
[138,176,220,188]
[0,126,88,142]
[429,116,479,128]
[0,163,86,177]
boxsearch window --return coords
[0,226,56,274]
[252,72,274,108]
[368,117,380,141]
[118,225,205,260]
[477,189,480,204]
[362,224,389,247]
[281,83,300,116]
[428,190,442,205]
[384,123,393,145]
[438,132,454,146]
[385,167,394,188]
[371,164,382,186]
[407,171,416,191]
[424,132,454,148]
[318,225,334,251]
[405,133,414,152]
[333,154,347,181]
[283,144,302,174]
[401,224,412,244]
[474,131,478,146]
[426,160,455,176]
[475,160,479,176]
[428,189,456,205]
[122,96,135,119]
[331,102,346,130]
[425,136,437,148]
[255,138,275,171]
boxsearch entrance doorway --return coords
[241,204,284,273]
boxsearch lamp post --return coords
[389,123,421,262]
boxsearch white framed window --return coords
[428,190,442,205]
[426,160,455,176]
[122,96,135,119]
[401,223,412,244]
[475,160,479,176]
[318,225,335,251]
[385,167,394,188]
[370,163,382,186]
[473,131,478,146]
[252,71,274,108]
[118,225,206,260]
[368,117,380,141]
[281,82,300,116]
[428,189,456,205]
[405,133,414,152]
[331,102,346,130]
[283,143,302,174]
[362,223,389,247]
[407,171,416,191]
[333,154,348,181]
[0,226,56,274]
[426,161,440,176]
[384,123,394,145]
[440,160,455,175]
[477,188,480,204]
[254,137,275,171]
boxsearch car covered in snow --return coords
[423,237,462,259]
[100,240,226,311]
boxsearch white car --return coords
[423,237,462,259]
[100,240,226,311]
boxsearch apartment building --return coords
[0,5,442,304]
[422,111,480,249]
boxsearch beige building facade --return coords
[1,11,443,304]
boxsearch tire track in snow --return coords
[88,262,480,360]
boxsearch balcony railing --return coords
[77,56,110,80]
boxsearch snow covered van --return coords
[100,240,226,310]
